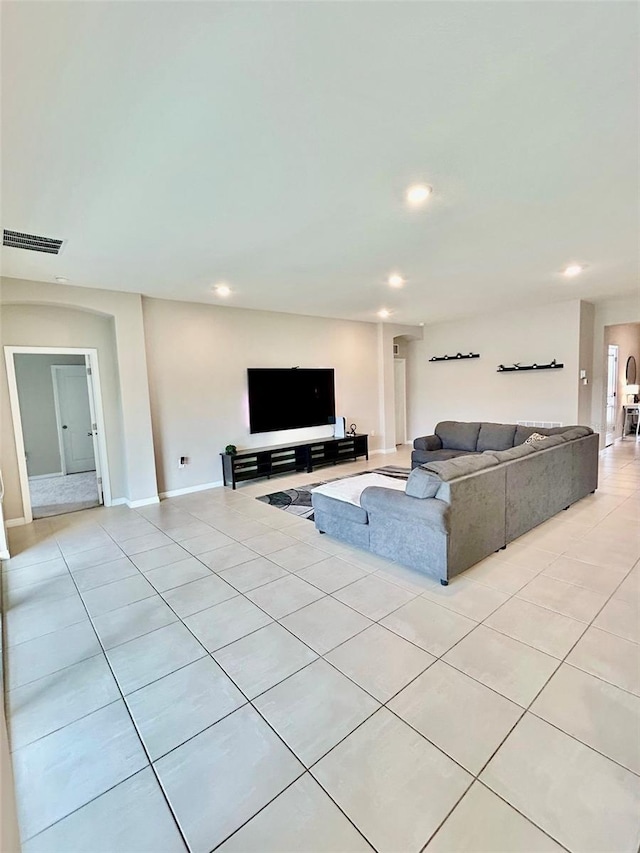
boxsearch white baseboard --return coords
[370,448,400,456]
[127,496,160,508]
[109,496,160,508]
[160,480,224,499]
[28,472,63,481]
[5,518,27,528]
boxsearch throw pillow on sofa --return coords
[405,467,441,499]
[524,432,547,445]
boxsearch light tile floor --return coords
[2,442,639,852]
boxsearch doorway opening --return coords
[4,347,112,522]
[603,322,640,446]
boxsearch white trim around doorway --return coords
[4,346,113,524]
[393,357,408,446]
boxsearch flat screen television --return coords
[247,368,335,434]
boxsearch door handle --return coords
[87,431,93,437]
[62,425,68,429]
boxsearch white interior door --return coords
[394,358,407,445]
[85,360,104,503]
[53,365,97,474]
[605,345,618,446]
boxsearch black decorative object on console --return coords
[497,359,564,373]
[429,353,480,362]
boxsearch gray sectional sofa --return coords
[312,421,599,585]
[411,420,589,467]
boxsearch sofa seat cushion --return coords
[484,444,537,463]
[405,467,441,499]
[435,421,481,451]
[421,454,499,481]
[311,473,406,525]
[477,422,517,451]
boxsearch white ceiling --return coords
[1,1,638,325]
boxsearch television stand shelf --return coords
[220,434,369,489]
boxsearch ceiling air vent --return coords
[2,229,64,254]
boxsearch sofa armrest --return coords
[360,487,448,530]
[413,434,443,452]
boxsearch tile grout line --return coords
[16,543,194,853]
[94,506,383,851]
[125,501,433,851]
[3,450,638,851]
[418,498,640,849]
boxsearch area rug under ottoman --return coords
[256,465,410,521]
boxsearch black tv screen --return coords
[247,368,336,434]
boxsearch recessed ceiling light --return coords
[377,308,391,319]
[54,276,68,283]
[419,322,425,327]
[562,264,584,278]
[214,283,231,297]
[406,184,433,206]
[388,273,405,288]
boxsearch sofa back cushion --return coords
[513,424,589,446]
[533,434,567,450]
[405,467,441,499]
[435,421,481,451]
[422,454,498,481]
[559,426,592,441]
[483,444,537,463]
[514,425,550,445]
[477,423,517,452]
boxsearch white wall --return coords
[142,297,386,495]
[14,353,86,477]
[577,301,595,426]
[407,300,584,437]
[0,277,158,519]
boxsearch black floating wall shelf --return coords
[429,353,480,362]
[497,360,563,373]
